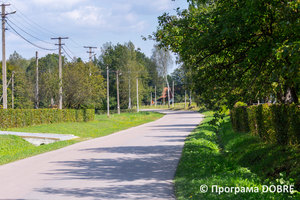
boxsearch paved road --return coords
[0,109,203,200]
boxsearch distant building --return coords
[156,87,173,104]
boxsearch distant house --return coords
[156,87,173,104]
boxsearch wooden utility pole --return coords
[35,51,39,109]
[137,78,139,113]
[116,70,120,114]
[84,46,97,62]
[12,71,14,109]
[151,92,152,106]
[51,37,68,109]
[2,4,15,109]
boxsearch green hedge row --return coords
[0,109,94,129]
[230,104,300,145]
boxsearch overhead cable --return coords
[6,21,58,51]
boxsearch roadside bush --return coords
[230,106,249,133]
[0,109,94,129]
[231,104,300,146]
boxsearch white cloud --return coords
[60,5,148,33]
[31,0,87,10]
[61,6,108,26]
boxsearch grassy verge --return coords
[0,111,164,165]
[174,111,300,199]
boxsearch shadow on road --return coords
[37,145,182,199]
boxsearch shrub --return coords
[230,106,249,133]
[290,104,300,144]
[0,109,94,129]
[270,105,289,145]
[234,101,247,107]
[231,104,300,146]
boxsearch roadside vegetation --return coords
[140,102,199,111]
[0,111,164,166]
[174,111,300,199]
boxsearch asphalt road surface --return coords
[0,109,203,200]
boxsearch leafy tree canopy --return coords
[154,0,300,109]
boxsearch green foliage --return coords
[97,41,162,109]
[63,61,106,109]
[154,0,300,108]
[270,105,289,145]
[0,109,94,129]
[174,112,299,199]
[231,104,300,146]
[290,105,300,144]
[230,106,249,133]
[235,101,247,107]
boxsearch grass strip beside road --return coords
[0,111,164,166]
[174,111,299,199]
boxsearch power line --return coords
[10,4,60,37]
[62,46,76,62]
[6,8,53,38]
[7,18,55,45]
[51,36,68,109]
[6,21,58,51]
[84,46,97,61]
[69,38,82,48]
[64,45,79,58]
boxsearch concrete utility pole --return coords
[137,78,139,113]
[35,51,39,109]
[12,71,14,109]
[167,80,170,108]
[84,46,97,62]
[1,3,16,109]
[155,85,156,107]
[51,37,68,109]
[107,66,110,117]
[172,81,174,108]
[185,90,187,108]
[189,90,192,107]
[116,70,120,114]
[128,74,131,109]
[163,83,165,106]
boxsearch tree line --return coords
[1,41,189,110]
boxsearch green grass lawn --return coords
[174,111,300,199]
[0,111,164,165]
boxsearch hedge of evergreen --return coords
[0,109,94,129]
[230,104,300,145]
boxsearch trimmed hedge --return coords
[230,106,250,133]
[230,104,300,145]
[0,109,94,129]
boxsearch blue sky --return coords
[5,0,188,68]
